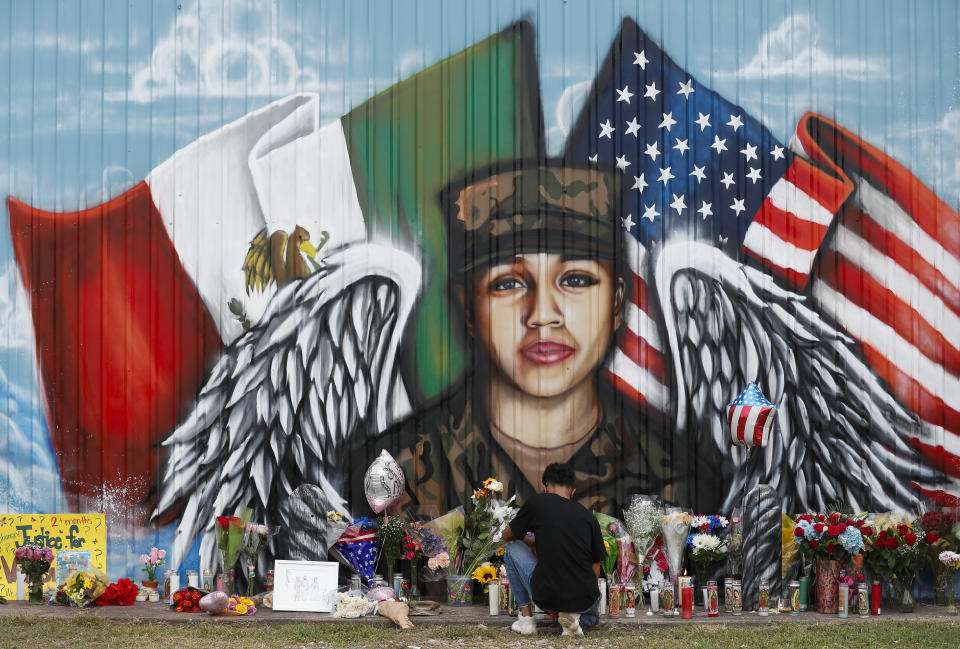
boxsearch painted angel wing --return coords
[242,228,274,293]
[654,241,946,514]
[153,243,420,573]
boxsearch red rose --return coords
[828,512,842,525]
[861,526,873,537]
[838,523,847,533]
[816,514,826,523]
[886,538,899,549]
[798,515,813,523]
[826,525,839,537]
[814,523,825,533]
[897,524,909,536]
[216,516,230,529]
[826,543,836,554]
[846,518,855,526]
[878,530,887,541]
[794,527,804,537]
[925,532,938,544]
[904,533,918,546]
[810,540,819,549]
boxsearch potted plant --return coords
[139,547,166,590]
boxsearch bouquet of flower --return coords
[336,517,380,586]
[920,509,956,600]
[687,514,730,583]
[377,514,408,583]
[838,567,866,589]
[451,477,516,577]
[215,509,251,593]
[595,512,630,582]
[405,521,450,582]
[470,562,498,585]
[623,495,662,590]
[52,569,108,607]
[240,522,278,595]
[792,512,866,561]
[13,544,53,601]
[661,508,692,588]
[171,587,205,612]
[863,518,926,591]
[139,546,166,583]
[94,579,138,606]
[940,550,960,609]
[221,595,257,615]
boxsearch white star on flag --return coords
[657,166,674,185]
[673,137,689,155]
[642,203,659,221]
[633,50,648,68]
[690,164,706,183]
[659,112,677,131]
[616,85,634,103]
[677,79,695,99]
[670,193,687,214]
[644,82,660,100]
[615,154,630,171]
[622,213,635,230]
[599,120,615,139]
[730,197,746,215]
[727,114,744,131]
[745,166,762,183]
[720,171,735,188]
[694,112,711,131]
[697,200,713,219]
[740,142,758,162]
[771,145,785,160]
[644,141,661,160]
[588,153,598,164]
[631,173,647,192]
[625,117,641,136]
[711,135,728,154]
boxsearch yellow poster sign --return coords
[0,513,107,599]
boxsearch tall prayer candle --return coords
[488,581,499,615]
[871,580,881,615]
[680,577,693,619]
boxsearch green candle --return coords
[799,576,809,612]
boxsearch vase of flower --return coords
[893,575,915,613]
[445,575,473,606]
[934,569,948,606]
[815,559,841,613]
[14,544,53,605]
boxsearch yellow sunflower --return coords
[472,565,499,584]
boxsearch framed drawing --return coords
[271,560,340,612]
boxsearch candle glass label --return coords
[662,584,675,616]
[707,584,719,616]
[499,582,510,615]
[608,584,622,618]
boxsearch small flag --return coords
[335,517,380,585]
[727,382,776,448]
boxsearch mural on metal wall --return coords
[2,4,959,578]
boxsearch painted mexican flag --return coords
[6,22,543,508]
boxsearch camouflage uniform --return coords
[351,163,719,516]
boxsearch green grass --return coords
[0,617,957,649]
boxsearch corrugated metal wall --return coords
[1,0,957,581]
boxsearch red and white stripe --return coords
[796,113,960,506]
[741,157,851,290]
[605,234,671,416]
[337,530,378,544]
[727,403,775,448]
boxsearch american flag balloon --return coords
[335,517,380,585]
[727,382,776,448]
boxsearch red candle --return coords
[871,581,881,615]
[681,585,693,619]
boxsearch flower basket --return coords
[445,575,473,606]
[815,559,840,613]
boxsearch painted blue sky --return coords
[0,0,958,512]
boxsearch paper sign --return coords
[0,513,107,599]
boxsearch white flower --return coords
[717,516,729,528]
[690,515,709,530]
[484,479,504,493]
[691,533,720,552]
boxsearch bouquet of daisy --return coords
[687,514,730,575]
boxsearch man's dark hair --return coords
[542,463,576,488]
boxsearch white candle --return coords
[598,578,607,615]
[15,567,25,600]
[488,582,499,615]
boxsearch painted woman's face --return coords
[468,253,622,398]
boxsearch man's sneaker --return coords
[558,612,583,636]
[511,614,537,635]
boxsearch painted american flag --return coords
[727,382,776,448]
[565,19,960,504]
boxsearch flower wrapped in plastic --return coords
[52,569,108,607]
[94,578,138,606]
[335,517,380,586]
[660,508,692,588]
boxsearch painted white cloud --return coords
[725,13,885,80]
[545,79,592,155]
[125,0,300,102]
[0,262,36,352]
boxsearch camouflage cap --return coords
[443,162,620,272]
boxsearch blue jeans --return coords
[503,541,601,629]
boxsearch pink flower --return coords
[140,554,150,564]
[157,549,166,560]
[149,547,159,562]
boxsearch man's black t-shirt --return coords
[508,493,606,612]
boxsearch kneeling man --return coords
[501,463,605,636]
